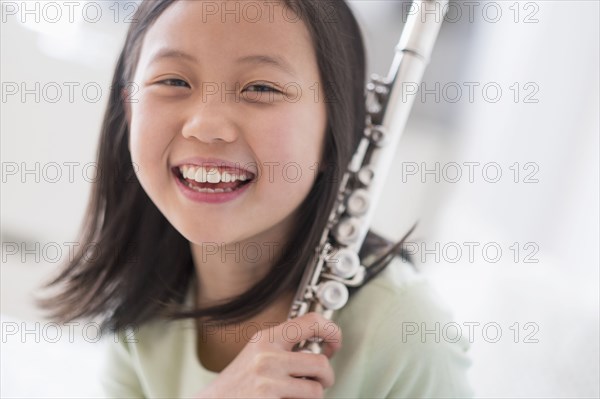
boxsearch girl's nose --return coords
[180,98,239,144]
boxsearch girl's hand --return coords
[195,312,342,399]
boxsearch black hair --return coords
[37,0,413,333]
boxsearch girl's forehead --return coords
[137,1,315,74]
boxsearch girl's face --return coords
[127,1,327,248]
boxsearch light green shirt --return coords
[100,258,474,398]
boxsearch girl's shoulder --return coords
[337,256,435,323]
[335,255,467,349]
[327,257,475,398]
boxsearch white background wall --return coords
[1,0,599,397]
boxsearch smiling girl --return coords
[39,1,473,398]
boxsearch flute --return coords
[287,0,449,354]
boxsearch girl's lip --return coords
[172,168,253,204]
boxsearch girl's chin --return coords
[182,231,253,247]
[169,213,238,238]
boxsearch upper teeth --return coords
[179,165,250,184]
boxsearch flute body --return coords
[287,0,449,353]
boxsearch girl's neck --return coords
[188,212,298,372]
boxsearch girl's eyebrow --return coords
[148,47,297,78]
[236,54,298,78]
[148,48,198,64]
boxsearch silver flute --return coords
[287,0,449,353]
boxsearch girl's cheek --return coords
[129,115,170,183]
[254,129,322,188]
[131,97,175,144]
[251,117,303,163]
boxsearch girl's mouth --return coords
[172,165,255,195]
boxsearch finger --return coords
[320,338,341,359]
[275,377,325,399]
[281,352,335,388]
[277,313,342,352]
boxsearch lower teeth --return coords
[184,179,237,193]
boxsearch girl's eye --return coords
[244,84,280,94]
[242,84,283,103]
[158,78,190,88]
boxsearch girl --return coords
[39,0,474,397]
